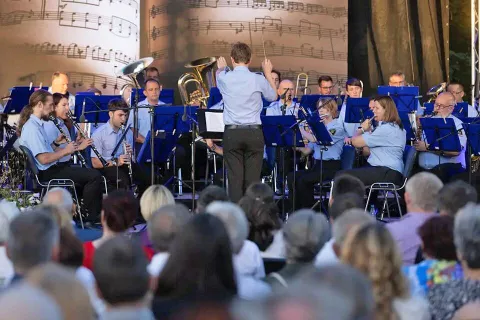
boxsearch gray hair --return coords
[206,201,248,254]
[454,203,480,269]
[332,209,375,247]
[140,185,175,221]
[405,172,444,212]
[43,187,74,214]
[283,209,330,262]
[0,200,20,244]
[147,203,191,252]
[7,209,59,272]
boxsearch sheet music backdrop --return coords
[0,0,347,99]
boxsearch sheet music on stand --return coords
[377,86,419,113]
[198,109,224,139]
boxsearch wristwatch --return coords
[210,144,217,151]
[53,141,60,147]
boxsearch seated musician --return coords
[318,75,334,95]
[91,99,149,195]
[265,80,297,116]
[341,95,406,187]
[447,81,477,117]
[43,93,93,164]
[414,92,467,182]
[49,72,75,109]
[288,98,346,209]
[18,90,104,222]
[338,78,364,139]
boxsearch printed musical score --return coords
[275,68,348,84]
[0,10,138,40]
[61,0,139,15]
[149,17,347,40]
[22,42,135,64]
[149,0,347,18]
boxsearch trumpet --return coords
[66,110,107,167]
[121,124,133,186]
[48,116,87,167]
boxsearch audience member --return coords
[27,263,95,320]
[329,174,365,206]
[0,200,19,287]
[38,204,73,231]
[7,209,59,284]
[153,214,237,319]
[452,302,480,320]
[429,203,480,320]
[265,209,329,289]
[404,215,461,296]
[93,236,154,320]
[206,201,271,300]
[0,283,62,320]
[147,203,191,277]
[82,190,151,270]
[238,183,283,258]
[438,180,478,216]
[387,172,443,265]
[341,223,430,320]
[196,185,229,213]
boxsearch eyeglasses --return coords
[434,103,454,109]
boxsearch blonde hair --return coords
[340,223,409,320]
[140,185,175,221]
[317,98,338,118]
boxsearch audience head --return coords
[239,183,281,251]
[438,180,478,216]
[454,203,480,270]
[37,204,73,231]
[93,236,150,306]
[341,223,408,320]
[329,192,364,221]
[43,187,75,215]
[148,203,191,252]
[419,215,456,261]
[332,209,375,257]
[405,172,444,212]
[330,174,365,208]
[0,283,62,320]
[101,190,138,233]
[206,201,249,254]
[283,210,330,263]
[58,228,84,269]
[196,185,229,213]
[155,214,237,298]
[7,209,59,274]
[0,199,20,246]
[27,263,95,320]
[140,185,175,221]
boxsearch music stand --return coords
[420,117,462,153]
[422,102,469,119]
[74,95,118,124]
[377,86,419,113]
[398,111,416,142]
[463,123,480,184]
[299,95,346,114]
[4,86,49,114]
[345,98,373,123]
[207,87,222,109]
[136,130,178,163]
[197,109,224,139]
[261,115,304,216]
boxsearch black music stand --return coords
[463,123,480,184]
[261,115,304,217]
[197,109,224,139]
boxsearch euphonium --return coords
[178,57,217,108]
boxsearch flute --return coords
[48,116,87,167]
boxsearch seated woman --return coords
[287,98,346,209]
[340,95,406,187]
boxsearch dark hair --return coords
[346,78,362,89]
[86,87,102,95]
[418,215,456,261]
[332,174,365,201]
[52,93,68,107]
[374,96,403,129]
[329,192,365,220]
[197,185,229,213]
[238,183,281,251]
[271,69,281,82]
[447,81,464,91]
[102,190,138,232]
[438,180,478,216]
[144,77,161,88]
[17,89,52,136]
[318,75,333,86]
[93,236,149,305]
[155,214,237,298]
[230,42,252,64]
[108,98,129,112]
[145,66,159,75]
[58,228,84,268]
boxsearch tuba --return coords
[426,82,447,103]
[178,57,217,108]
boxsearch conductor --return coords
[216,42,278,202]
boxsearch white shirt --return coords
[261,230,285,259]
[147,252,170,277]
[127,98,166,138]
[314,239,339,267]
[0,246,13,288]
[76,266,105,315]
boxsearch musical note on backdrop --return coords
[0,11,138,40]
[149,16,347,40]
[61,0,139,15]
[275,68,348,84]
[149,1,347,19]
[22,42,135,65]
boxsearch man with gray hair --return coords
[43,187,74,215]
[265,209,330,289]
[206,201,271,300]
[147,203,191,277]
[386,172,443,265]
[6,209,59,284]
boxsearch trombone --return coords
[294,73,309,100]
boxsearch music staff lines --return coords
[277,69,347,84]
[149,0,347,18]
[22,42,136,65]
[61,0,139,14]
[150,17,347,40]
[0,10,138,40]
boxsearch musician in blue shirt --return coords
[18,90,103,222]
[288,99,346,209]
[338,78,364,139]
[341,95,406,187]
[216,42,277,202]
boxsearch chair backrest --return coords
[19,145,39,176]
[263,257,287,275]
[402,145,417,178]
[340,145,356,170]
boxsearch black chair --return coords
[263,257,287,275]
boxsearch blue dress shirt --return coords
[217,66,277,125]
[308,119,346,161]
[265,100,298,117]
[91,122,134,161]
[19,115,57,170]
[44,118,72,163]
[338,102,360,137]
[127,98,166,138]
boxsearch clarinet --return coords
[66,111,108,167]
[48,116,87,167]
[120,124,133,186]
